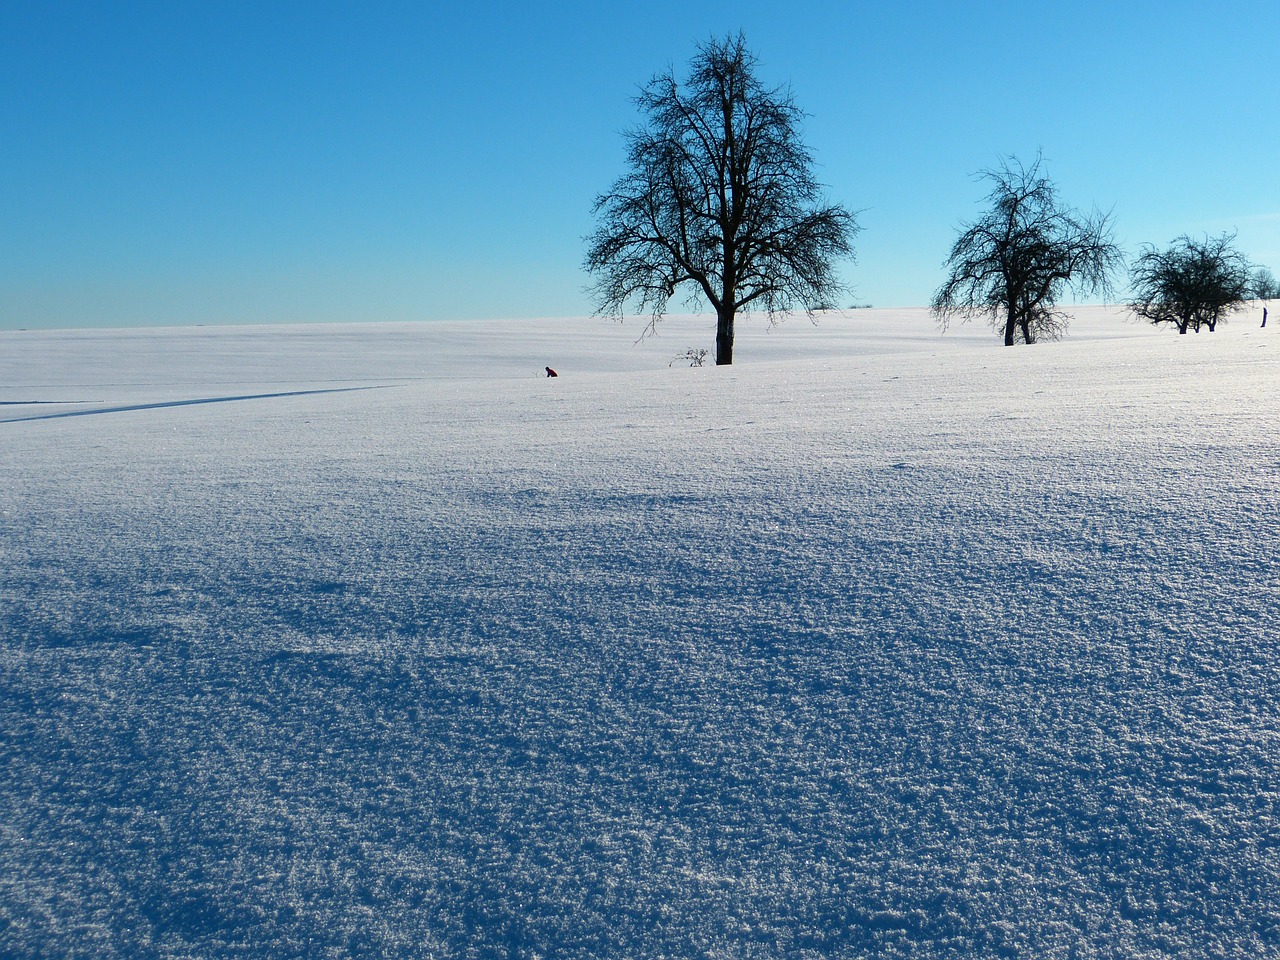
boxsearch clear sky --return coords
[2,0,1276,330]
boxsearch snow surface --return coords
[2,306,1279,958]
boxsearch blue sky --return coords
[2,0,1276,329]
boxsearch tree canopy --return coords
[932,155,1121,346]
[1128,233,1255,334]
[585,34,858,365]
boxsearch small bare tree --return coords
[585,34,858,365]
[1251,266,1277,327]
[670,347,709,367]
[932,155,1122,346]
[1129,233,1254,334]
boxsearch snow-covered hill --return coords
[2,307,1278,958]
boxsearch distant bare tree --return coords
[1253,266,1280,299]
[1251,266,1277,327]
[585,34,858,365]
[932,155,1122,346]
[1129,233,1254,334]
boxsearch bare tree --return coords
[1129,233,1254,334]
[585,34,858,365]
[1251,266,1277,327]
[932,155,1122,346]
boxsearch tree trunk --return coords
[716,307,735,365]
[1003,305,1017,346]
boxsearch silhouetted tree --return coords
[585,34,858,365]
[1129,233,1254,334]
[932,155,1121,346]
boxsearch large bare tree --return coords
[1129,233,1255,334]
[585,34,858,365]
[932,155,1121,346]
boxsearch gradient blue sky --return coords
[2,0,1276,329]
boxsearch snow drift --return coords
[2,307,1278,958]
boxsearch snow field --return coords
[1,307,1278,958]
